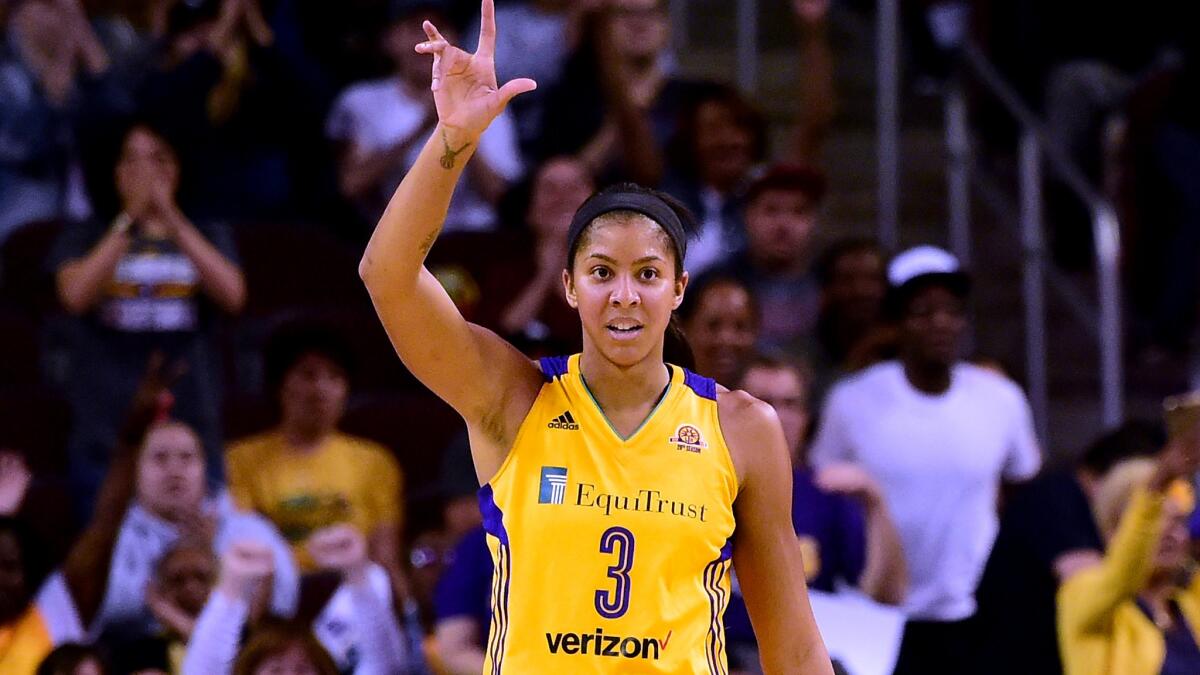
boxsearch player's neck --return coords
[578,349,670,415]
[901,356,952,395]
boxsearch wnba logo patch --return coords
[669,424,708,453]
[538,466,569,504]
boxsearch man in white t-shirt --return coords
[809,245,1041,675]
[326,5,523,231]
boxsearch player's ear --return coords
[672,270,688,310]
[563,269,578,309]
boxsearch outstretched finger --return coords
[496,77,537,107]
[477,0,496,59]
[423,19,446,43]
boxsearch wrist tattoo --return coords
[439,129,471,169]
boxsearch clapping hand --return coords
[0,452,31,516]
[815,462,885,509]
[216,540,275,603]
[308,524,370,585]
[414,0,537,139]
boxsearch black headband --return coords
[566,190,688,265]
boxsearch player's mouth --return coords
[606,320,644,341]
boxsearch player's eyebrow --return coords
[586,253,665,265]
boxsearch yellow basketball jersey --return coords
[479,354,739,674]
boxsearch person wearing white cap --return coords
[809,245,1042,675]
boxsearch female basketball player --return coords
[359,2,831,672]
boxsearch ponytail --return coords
[664,313,695,371]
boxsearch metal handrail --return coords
[943,41,1125,431]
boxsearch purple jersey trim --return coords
[477,484,509,546]
[683,368,718,401]
[538,355,570,382]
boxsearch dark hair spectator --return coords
[677,273,760,387]
[976,420,1166,675]
[91,416,298,638]
[50,123,245,515]
[662,83,767,275]
[326,3,523,231]
[228,319,408,607]
[705,163,827,354]
[0,0,110,243]
[35,643,106,675]
[809,237,888,404]
[811,246,1042,675]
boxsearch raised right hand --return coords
[216,540,275,602]
[1151,429,1200,492]
[414,0,536,139]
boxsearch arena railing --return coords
[936,41,1125,436]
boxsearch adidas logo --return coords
[547,411,580,430]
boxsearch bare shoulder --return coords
[716,385,787,484]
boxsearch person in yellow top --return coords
[1058,431,1200,675]
[358,1,832,672]
[226,321,405,586]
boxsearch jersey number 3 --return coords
[594,526,635,619]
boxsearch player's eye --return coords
[591,266,611,280]
[638,268,659,281]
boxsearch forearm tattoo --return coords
[439,129,472,170]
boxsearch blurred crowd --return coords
[1,0,1200,674]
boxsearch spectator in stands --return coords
[461,0,589,158]
[678,273,759,387]
[183,526,411,675]
[810,245,1042,675]
[976,421,1164,675]
[431,525,491,675]
[1058,438,1200,675]
[51,121,244,514]
[707,163,827,353]
[135,0,332,221]
[539,0,702,185]
[723,353,907,671]
[0,357,171,673]
[809,237,888,400]
[479,157,591,354]
[94,416,298,636]
[0,0,108,242]
[327,3,523,231]
[663,84,766,275]
[226,321,408,600]
[35,644,106,675]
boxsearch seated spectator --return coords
[135,0,332,222]
[810,245,1042,675]
[326,3,523,231]
[182,527,411,675]
[51,121,245,514]
[431,526,491,675]
[722,353,907,671]
[809,237,888,401]
[0,357,170,673]
[1058,439,1200,675]
[475,157,592,354]
[662,84,766,275]
[35,644,106,675]
[678,274,759,387]
[707,164,827,353]
[0,0,107,242]
[94,417,298,636]
[976,421,1164,675]
[538,0,704,185]
[461,0,587,158]
[226,321,407,599]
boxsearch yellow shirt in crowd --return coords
[1058,489,1200,675]
[227,430,403,570]
[0,574,84,675]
